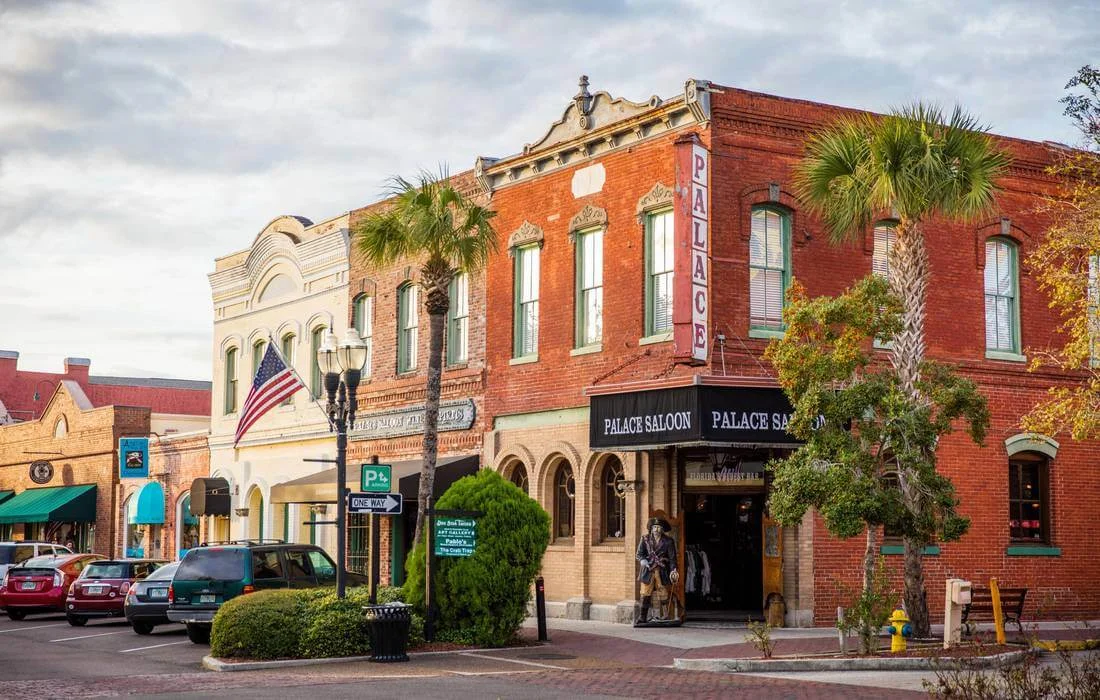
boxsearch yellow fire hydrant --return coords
[886,608,912,653]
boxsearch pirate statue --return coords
[635,516,680,625]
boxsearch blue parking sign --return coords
[119,437,149,478]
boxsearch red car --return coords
[66,559,166,626]
[1,553,104,620]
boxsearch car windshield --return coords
[144,563,178,581]
[83,563,128,579]
[175,549,246,580]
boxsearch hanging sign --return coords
[119,437,150,479]
[672,134,710,365]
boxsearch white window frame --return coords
[575,227,603,349]
[447,273,469,365]
[513,245,540,360]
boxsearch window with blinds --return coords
[352,294,373,376]
[447,273,469,365]
[398,283,419,373]
[646,210,674,336]
[984,238,1019,353]
[514,245,540,358]
[872,222,897,280]
[575,228,603,347]
[749,207,789,330]
[223,347,238,414]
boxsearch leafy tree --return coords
[767,276,989,644]
[793,103,1008,635]
[402,469,550,647]
[1023,66,1100,440]
[354,170,497,546]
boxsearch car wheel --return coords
[67,615,87,627]
[6,610,26,621]
[186,623,210,644]
[131,621,154,635]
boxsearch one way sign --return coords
[347,492,403,515]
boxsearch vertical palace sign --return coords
[673,134,709,364]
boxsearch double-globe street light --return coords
[316,326,368,599]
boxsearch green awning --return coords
[131,482,165,525]
[0,491,13,505]
[0,485,97,525]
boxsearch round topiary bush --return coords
[210,589,303,659]
[402,469,550,647]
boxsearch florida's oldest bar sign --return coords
[673,134,710,364]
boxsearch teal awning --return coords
[0,485,97,525]
[0,490,13,505]
[131,482,165,525]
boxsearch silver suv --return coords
[0,542,73,580]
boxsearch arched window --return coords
[280,333,296,405]
[352,294,373,376]
[509,463,528,494]
[247,488,264,541]
[985,238,1021,357]
[1009,453,1049,544]
[749,206,790,334]
[602,457,626,540]
[310,327,325,398]
[223,347,238,414]
[177,493,199,559]
[554,461,575,541]
[398,284,419,373]
[252,339,267,378]
[53,416,68,439]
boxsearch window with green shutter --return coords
[279,333,295,405]
[398,283,418,373]
[984,238,1021,356]
[252,340,266,378]
[645,210,674,337]
[353,294,373,377]
[514,245,540,359]
[749,206,790,334]
[575,228,603,348]
[223,347,238,414]
[310,326,324,398]
[447,273,469,365]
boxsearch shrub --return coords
[210,589,303,659]
[299,591,371,659]
[403,469,550,646]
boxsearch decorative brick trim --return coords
[569,204,608,234]
[508,221,545,251]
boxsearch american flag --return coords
[234,343,304,447]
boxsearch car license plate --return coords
[150,588,167,599]
[20,581,35,590]
[86,585,105,595]
[199,594,216,604]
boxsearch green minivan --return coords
[166,541,363,644]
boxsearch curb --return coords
[203,644,532,672]
[674,649,1031,673]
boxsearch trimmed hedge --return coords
[403,469,550,647]
[209,585,426,660]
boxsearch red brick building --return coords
[477,78,1094,625]
[0,352,210,558]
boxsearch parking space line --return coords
[120,640,190,653]
[50,630,131,642]
[459,652,570,670]
[0,623,66,633]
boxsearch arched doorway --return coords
[247,487,264,541]
[177,494,200,558]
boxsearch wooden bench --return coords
[962,587,1028,635]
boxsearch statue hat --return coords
[646,516,671,532]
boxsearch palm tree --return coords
[354,169,497,547]
[794,104,1009,636]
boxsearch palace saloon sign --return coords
[590,385,810,449]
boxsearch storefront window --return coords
[602,458,625,540]
[554,462,575,541]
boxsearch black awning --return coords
[398,455,480,501]
[189,478,230,516]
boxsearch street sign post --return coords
[360,464,392,492]
[433,517,477,557]
[346,492,402,515]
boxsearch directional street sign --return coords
[347,492,402,515]
[434,517,477,557]
[360,464,392,492]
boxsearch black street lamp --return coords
[316,326,368,599]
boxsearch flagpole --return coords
[267,334,333,427]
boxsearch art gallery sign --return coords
[590,385,812,449]
[350,398,476,440]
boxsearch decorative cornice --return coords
[569,205,608,233]
[635,182,674,222]
[507,221,545,250]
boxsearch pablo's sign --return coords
[673,135,710,364]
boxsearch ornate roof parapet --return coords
[476,76,711,193]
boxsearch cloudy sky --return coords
[1,0,1096,381]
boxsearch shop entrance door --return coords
[683,492,764,620]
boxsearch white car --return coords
[0,542,72,581]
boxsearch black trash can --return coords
[363,603,412,662]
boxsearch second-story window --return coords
[223,347,238,414]
[447,273,469,365]
[514,244,540,358]
[749,206,790,333]
[575,228,603,348]
[398,283,419,373]
[252,339,266,379]
[646,210,674,336]
[310,326,324,398]
[984,238,1020,355]
[872,221,897,281]
[280,333,295,405]
[353,294,373,377]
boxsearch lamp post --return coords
[316,326,368,599]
